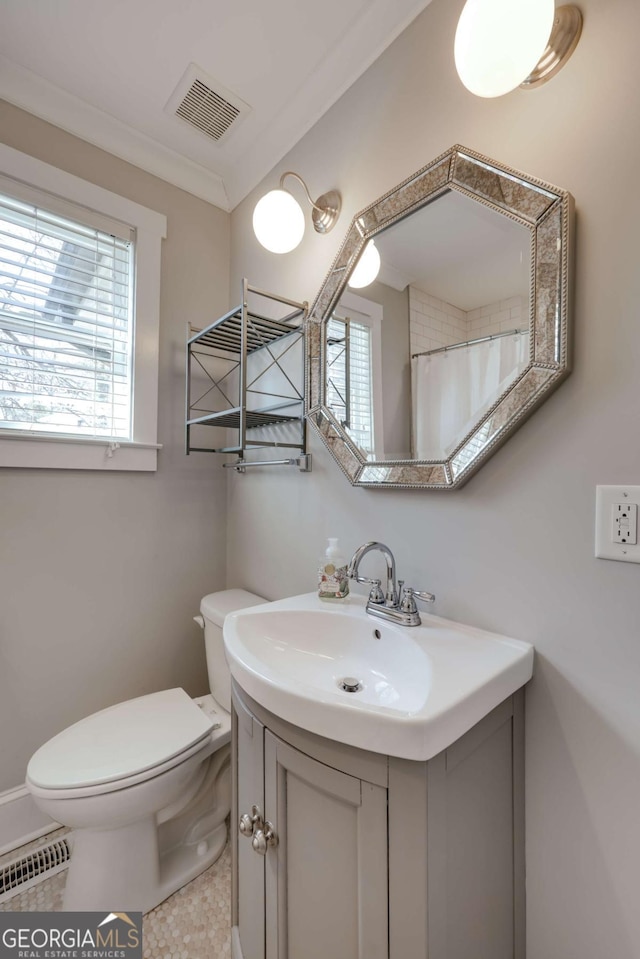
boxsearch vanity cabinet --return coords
[231,683,524,959]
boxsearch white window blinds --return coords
[326,314,374,454]
[0,189,134,439]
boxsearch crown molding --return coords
[0,55,230,211]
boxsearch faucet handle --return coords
[367,579,385,604]
[399,585,418,614]
[350,569,385,604]
[400,586,435,613]
[413,589,436,605]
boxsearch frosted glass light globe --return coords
[253,189,305,253]
[455,0,555,98]
[348,241,381,289]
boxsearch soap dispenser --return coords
[317,538,350,600]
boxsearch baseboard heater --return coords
[0,836,71,903]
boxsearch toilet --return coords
[26,588,265,914]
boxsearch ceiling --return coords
[0,0,433,212]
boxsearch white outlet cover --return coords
[595,485,640,563]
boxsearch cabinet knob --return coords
[239,804,263,838]
[251,821,278,855]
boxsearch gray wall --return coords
[0,102,230,792]
[227,1,640,957]
[368,279,411,458]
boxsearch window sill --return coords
[0,433,162,471]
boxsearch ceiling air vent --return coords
[166,64,251,144]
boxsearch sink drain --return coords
[338,677,363,693]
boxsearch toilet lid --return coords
[27,688,214,790]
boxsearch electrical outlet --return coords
[612,503,637,545]
[596,486,640,563]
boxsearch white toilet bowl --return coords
[25,589,266,913]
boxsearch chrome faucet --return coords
[347,541,435,627]
[348,541,398,607]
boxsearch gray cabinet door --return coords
[388,695,524,959]
[234,693,265,959]
[263,730,388,959]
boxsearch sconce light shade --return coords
[348,241,381,289]
[455,0,556,97]
[252,189,306,254]
[253,172,342,253]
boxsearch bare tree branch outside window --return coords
[0,200,132,437]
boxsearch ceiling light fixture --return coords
[348,241,381,289]
[454,1,582,98]
[253,172,341,254]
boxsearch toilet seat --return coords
[27,688,223,797]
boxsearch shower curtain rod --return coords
[412,327,527,359]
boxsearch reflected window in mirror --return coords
[325,292,384,458]
[326,315,375,454]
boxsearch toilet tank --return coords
[198,589,265,711]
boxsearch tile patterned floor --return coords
[0,832,232,959]
[143,845,231,959]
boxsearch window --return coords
[325,291,384,458]
[0,144,166,470]
[0,193,133,438]
[326,314,375,455]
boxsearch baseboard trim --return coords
[231,926,245,959]
[0,785,59,858]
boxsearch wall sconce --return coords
[454,0,582,98]
[348,240,381,289]
[253,172,341,254]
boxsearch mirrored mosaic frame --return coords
[306,145,574,489]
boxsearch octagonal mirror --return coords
[306,145,574,489]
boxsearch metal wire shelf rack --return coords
[186,279,310,470]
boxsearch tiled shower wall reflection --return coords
[409,286,527,356]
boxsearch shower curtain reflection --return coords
[412,331,529,461]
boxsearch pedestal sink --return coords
[223,592,533,761]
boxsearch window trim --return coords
[0,143,167,471]
[339,291,384,458]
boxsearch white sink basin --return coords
[224,592,533,761]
